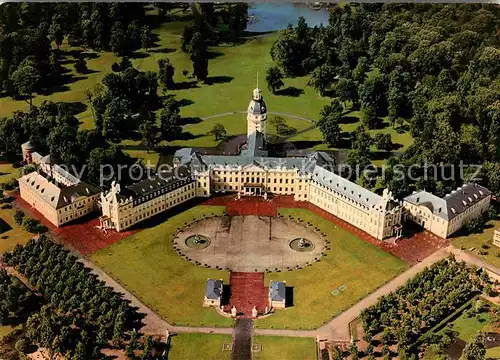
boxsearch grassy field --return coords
[0,12,413,164]
[453,218,500,268]
[442,301,500,359]
[0,325,17,340]
[253,336,316,360]
[91,205,233,327]
[167,333,232,360]
[448,310,494,342]
[171,113,314,148]
[256,208,407,329]
[0,165,33,254]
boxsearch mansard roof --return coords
[269,280,286,302]
[404,183,491,221]
[19,171,100,210]
[122,168,192,200]
[205,279,223,300]
[311,165,384,209]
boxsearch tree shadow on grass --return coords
[174,81,199,90]
[149,47,177,54]
[289,140,323,150]
[180,117,202,125]
[63,101,88,115]
[206,75,233,85]
[177,98,194,107]
[285,286,294,307]
[275,86,304,97]
[207,50,224,60]
[176,132,204,141]
[339,116,360,125]
[127,51,150,59]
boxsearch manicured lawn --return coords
[0,205,33,254]
[171,113,314,148]
[453,218,500,268]
[0,324,21,340]
[0,164,18,184]
[167,333,232,360]
[0,165,33,254]
[487,346,500,359]
[256,208,407,329]
[253,336,316,360]
[91,205,233,327]
[448,310,493,342]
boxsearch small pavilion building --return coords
[269,280,286,309]
[203,279,223,307]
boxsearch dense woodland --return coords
[359,257,483,359]
[269,4,500,197]
[2,236,157,359]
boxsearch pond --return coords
[246,3,330,33]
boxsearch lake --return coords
[246,3,330,33]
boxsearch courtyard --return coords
[176,215,324,272]
[91,204,407,329]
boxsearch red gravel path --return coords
[12,193,138,255]
[224,272,268,318]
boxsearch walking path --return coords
[8,235,498,345]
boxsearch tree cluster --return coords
[0,269,35,326]
[87,67,159,139]
[3,236,139,359]
[0,3,152,99]
[360,257,481,352]
[270,4,500,196]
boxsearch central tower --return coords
[247,85,267,140]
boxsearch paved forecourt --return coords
[176,215,324,272]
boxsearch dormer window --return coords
[462,200,467,206]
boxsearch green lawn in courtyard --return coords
[252,336,316,360]
[90,205,233,327]
[167,333,232,360]
[453,218,500,268]
[256,208,407,330]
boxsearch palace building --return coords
[100,85,405,240]
[19,146,101,227]
[403,184,491,238]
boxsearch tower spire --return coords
[256,71,259,89]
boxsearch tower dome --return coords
[248,88,267,116]
[247,86,267,139]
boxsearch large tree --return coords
[189,32,209,82]
[265,66,284,94]
[10,59,41,106]
[460,332,486,360]
[158,58,175,89]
